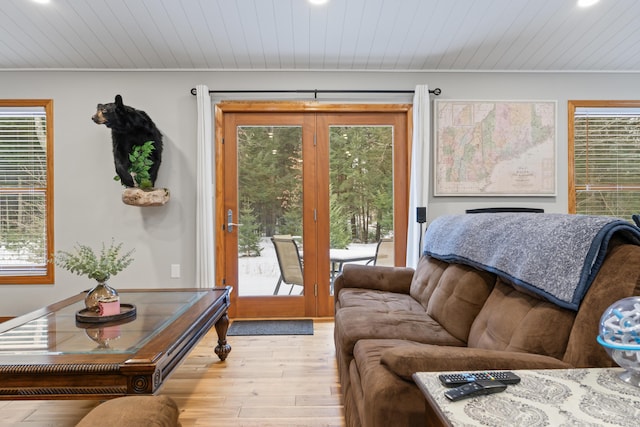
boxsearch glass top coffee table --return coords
[0,287,231,399]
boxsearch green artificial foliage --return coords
[52,239,135,282]
[129,141,156,189]
[114,141,156,189]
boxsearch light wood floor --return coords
[0,319,344,427]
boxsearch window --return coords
[569,101,640,221]
[0,100,54,284]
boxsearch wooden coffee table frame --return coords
[0,287,231,400]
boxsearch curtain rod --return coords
[189,88,441,98]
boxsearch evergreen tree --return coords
[238,202,262,257]
[236,123,394,247]
[330,189,351,249]
[329,126,393,243]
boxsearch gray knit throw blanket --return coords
[423,213,640,310]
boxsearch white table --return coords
[413,368,640,426]
[329,248,375,283]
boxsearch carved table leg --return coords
[214,313,232,361]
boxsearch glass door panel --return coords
[236,125,303,297]
[223,112,314,318]
[328,126,395,295]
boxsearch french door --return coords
[216,103,410,318]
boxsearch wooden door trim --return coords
[216,101,411,114]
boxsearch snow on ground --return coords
[238,237,376,296]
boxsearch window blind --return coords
[0,317,48,351]
[0,106,49,277]
[574,107,640,219]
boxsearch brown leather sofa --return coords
[334,216,640,427]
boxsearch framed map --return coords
[434,100,556,196]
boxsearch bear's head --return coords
[91,95,134,129]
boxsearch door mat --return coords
[227,319,314,336]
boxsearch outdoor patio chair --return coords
[271,236,304,295]
[370,238,394,266]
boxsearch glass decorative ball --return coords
[597,296,640,387]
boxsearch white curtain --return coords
[195,85,215,288]
[405,85,431,268]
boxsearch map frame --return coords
[434,99,557,197]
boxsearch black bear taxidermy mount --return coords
[92,94,163,189]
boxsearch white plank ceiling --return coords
[1,0,640,71]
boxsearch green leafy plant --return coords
[114,141,156,189]
[129,140,156,189]
[52,239,135,282]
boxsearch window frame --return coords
[0,99,54,284]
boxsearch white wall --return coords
[0,70,637,315]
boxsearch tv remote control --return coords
[444,380,507,402]
[438,371,521,387]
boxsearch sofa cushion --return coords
[408,256,448,306]
[468,278,575,359]
[425,263,496,342]
[337,288,425,312]
[75,395,181,427]
[335,306,465,359]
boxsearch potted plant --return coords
[53,239,135,310]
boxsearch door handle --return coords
[227,209,242,232]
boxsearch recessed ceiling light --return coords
[577,0,599,7]
[308,0,329,5]
[32,0,51,4]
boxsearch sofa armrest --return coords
[380,343,572,381]
[333,263,415,297]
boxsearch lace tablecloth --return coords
[414,368,640,426]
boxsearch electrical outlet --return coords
[170,264,181,279]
